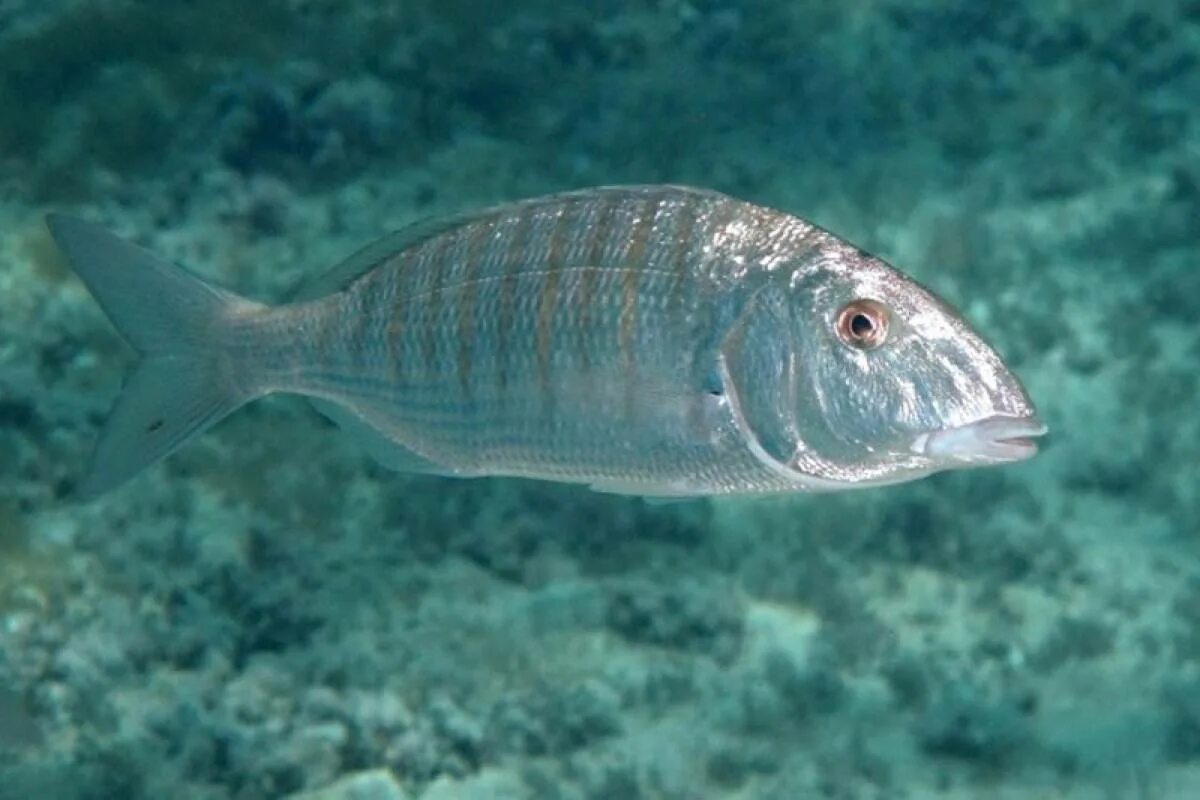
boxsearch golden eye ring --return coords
[835,299,890,350]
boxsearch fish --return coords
[46,185,1045,500]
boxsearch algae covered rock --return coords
[285,769,409,800]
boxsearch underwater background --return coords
[1,1,1198,798]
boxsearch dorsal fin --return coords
[288,210,498,302]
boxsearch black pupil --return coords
[850,313,874,338]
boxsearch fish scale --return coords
[280,186,783,485]
[47,184,1043,498]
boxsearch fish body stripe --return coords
[386,251,413,386]
[536,206,569,407]
[420,231,453,374]
[497,210,533,393]
[456,219,490,400]
[578,194,618,370]
[619,197,657,416]
[670,194,698,332]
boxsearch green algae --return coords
[0,1,291,198]
[0,502,61,618]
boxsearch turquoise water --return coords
[1,2,1197,798]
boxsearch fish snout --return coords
[912,414,1047,465]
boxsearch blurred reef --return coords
[2,1,1200,798]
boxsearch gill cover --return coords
[718,286,807,484]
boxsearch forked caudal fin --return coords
[46,214,269,499]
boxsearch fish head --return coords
[777,243,1044,485]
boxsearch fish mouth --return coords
[914,415,1048,464]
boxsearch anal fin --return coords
[309,399,471,477]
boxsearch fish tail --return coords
[46,214,270,499]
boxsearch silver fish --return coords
[47,185,1044,499]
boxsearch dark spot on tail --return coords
[147,418,165,433]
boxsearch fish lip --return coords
[914,415,1048,464]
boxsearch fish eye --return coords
[835,299,890,350]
